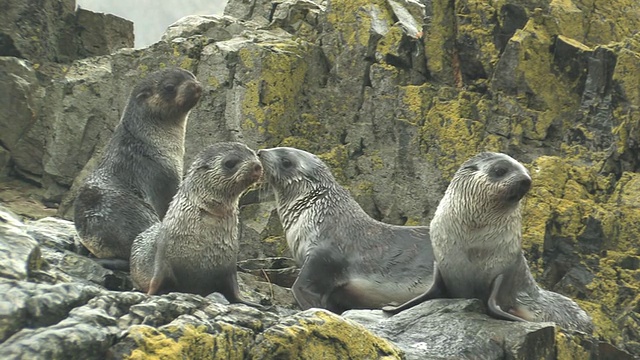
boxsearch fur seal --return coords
[130,142,265,308]
[383,152,593,333]
[73,68,202,268]
[257,146,435,314]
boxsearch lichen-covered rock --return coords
[248,309,404,359]
[344,299,634,360]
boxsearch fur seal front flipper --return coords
[382,263,447,314]
[292,246,350,313]
[488,273,527,322]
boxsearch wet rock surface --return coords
[0,0,639,357]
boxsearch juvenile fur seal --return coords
[130,142,265,308]
[73,68,202,269]
[383,152,593,333]
[257,146,434,314]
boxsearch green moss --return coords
[126,324,252,360]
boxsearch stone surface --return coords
[0,0,133,63]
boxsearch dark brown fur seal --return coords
[130,142,264,307]
[73,68,202,268]
[257,146,435,314]
[383,152,593,333]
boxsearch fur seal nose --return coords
[513,177,532,201]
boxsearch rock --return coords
[0,207,41,280]
[75,8,134,58]
[248,309,404,359]
[344,299,633,359]
[0,0,133,63]
[0,57,43,161]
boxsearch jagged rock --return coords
[0,0,133,63]
[0,207,41,281]
[0,57,43,171]
[75,8,134,58]
[223,0,274,26]
[162,14,250,43]
[344,299,634,360]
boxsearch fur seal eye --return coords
[163,84,176,93]
[224,159,239,169]
[492,167,508,177]
[281,158,293,168]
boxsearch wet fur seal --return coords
[257,146,435,314]
[383,152,593,333]
[73,68,202,269]
[130,142,265,308]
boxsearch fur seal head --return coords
[257,147,334,206]
[183,142,263,211]
[446,152,531,222]
[129,68,203,122]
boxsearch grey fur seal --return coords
[257,146,434,314]
[73,68,202,269]
[383,152,593,333]
[130,142,265,308]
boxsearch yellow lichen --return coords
[326,0,392,48]
[249,310,403,359]
[555,331,590,360]
[126,323,252,360]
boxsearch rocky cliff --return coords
[0,0,639,358]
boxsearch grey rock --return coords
[345,299,555,360]
[0,209,41,281]
[75,8,134,58]
[162,14,249,43]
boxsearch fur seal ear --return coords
[136,88,152,100]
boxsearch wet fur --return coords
[130,142,264,308]
[384,152,593,333]
[74,68,202,263]
[257,147,435,313]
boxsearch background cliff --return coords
[0,0,639,358]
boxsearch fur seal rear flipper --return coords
[382,263,447,314]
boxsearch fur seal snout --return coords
[257,146,435,313]
[130,142,265,308]
[73,68,202,267]
[383,152,593,334]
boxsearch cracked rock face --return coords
[0,0,639,357]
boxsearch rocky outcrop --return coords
[0,0,639,356]
[0,0,133,63]
[1,204,629,359]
